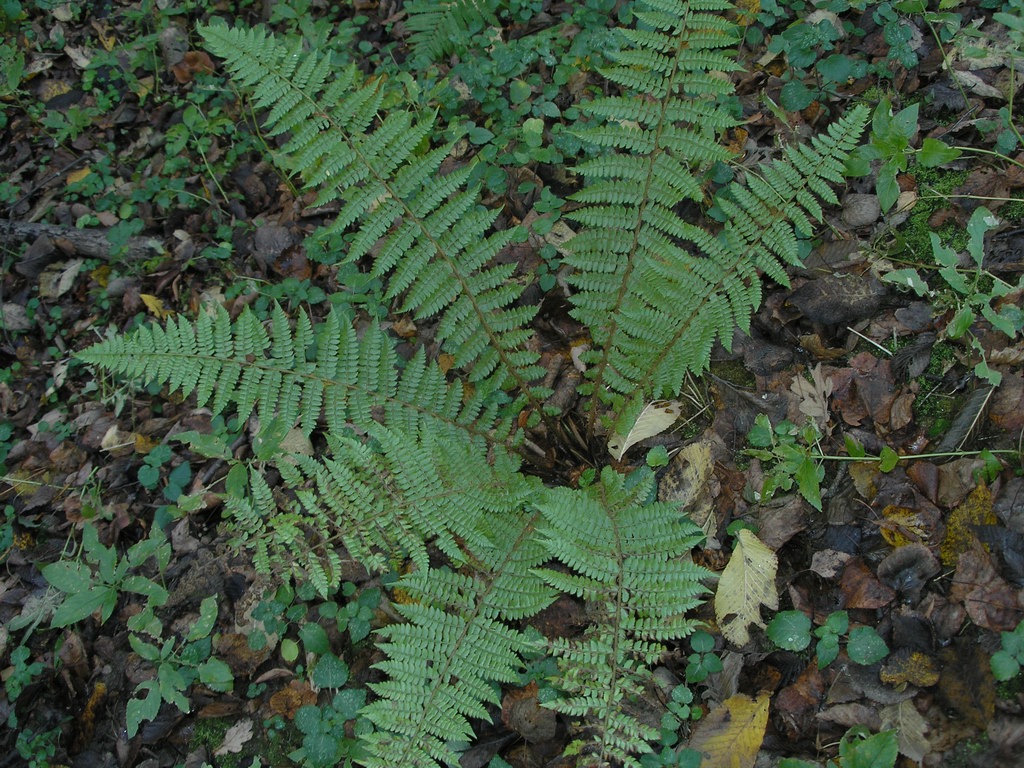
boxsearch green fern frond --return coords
[199,22,546,402]
[360,508,555,767]
[404,0,500,64]
[565,0,868,432]
[536,467,710,766]
[77,304,507,444]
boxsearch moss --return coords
[709,358,756,389]
[891,167,971,262]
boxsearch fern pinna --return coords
[198,21,547,408]
[538,468,710,767]
[565,0,868,434]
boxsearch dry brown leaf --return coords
[214,719,254,756]
[880,699,930,764]
[501,682,557,744]
[950,542,1024,632]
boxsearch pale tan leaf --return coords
[715,529,778,646]
[608,400,683,461]
[214,719,254,756]
[687,693,770,768]
[880,700,930,764]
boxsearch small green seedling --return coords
[766,610,889,668]
[991,618,1024,681]
[781,725,898,768]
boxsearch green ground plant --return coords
[767,609,890,667]
[70,0,872,762]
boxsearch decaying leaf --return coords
[880,700,930,764]
[880,650,940,688]
[214,719,253,756]
[607,400,683,461]
[937,640,996,730]
[941,484,997,567]
[715,529,778,646]
[658,437,718,547]
[687,693,770,768]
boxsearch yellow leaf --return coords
[940,483,996,567]
[608,399,683,460]
[67,167,91,186]
[688,693,770,768]
[715,529,778,646]
[879,505,927,548]
[140,294,173,320]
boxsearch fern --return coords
[565,0,868,432]
[199,22,546,403]
[73,3,874,766]
[404,0,500,64]
[537,468,710,767]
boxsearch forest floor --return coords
[1,1,1024,767]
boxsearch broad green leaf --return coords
[51,586,114,627]
[876,162,899,213]
[795,457,823,511]
[766,610,812,651]
[881,268,929,297]
[187,596,220,641]
[847,626,889,665]
[198,657,234,692]
[311,651,349,688]
[122,576,169,606]
[816,634,840,668]
[991,650,1021,681]
[127,681,161,738]
[333,688,367,721]
[299,622,331,655]
[879,447,899,473]
[948,306,975,339]
[41,561,92,594]
[918,138,961,167]
[838,728,898,768]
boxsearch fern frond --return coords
[537,467,710,767]
[565,0,869,432]
[404,0,499,64]
[77,304,508,444]
[199,22,546,403]
[360,508,555,767]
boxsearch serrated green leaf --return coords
[918,138,961,167]
[41,561,92,594]
[127,682,161,738]
[198,657,234,692]
[51,586,115,628]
